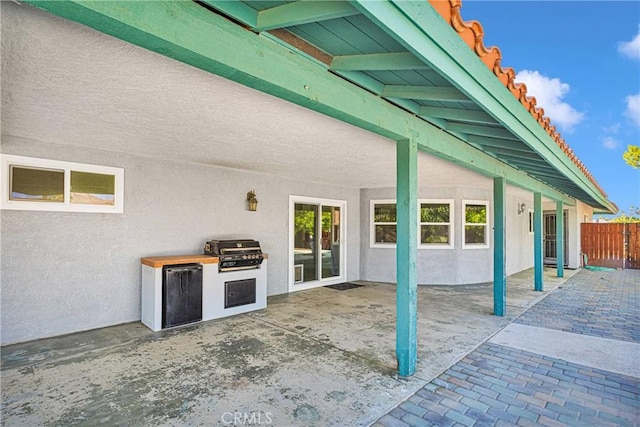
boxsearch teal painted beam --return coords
[26,0,407,141]
[556,201,564,278]
[255,1,358,32]
[467,135,533,153]
[486,149,547,162]
[492,158,545,171]
[419,106,497,125]
[351,0,614,213]
[483,150,546,163]
[397,0,612,211]
[24,1,575,207]
[200,0,258,27]
[495,158,548,173]
[491,158,548,172]
[534,192,544,291]
[527,169,569,178]
[487,147,548,164]
[382,85,472,102]
[331,52,429,71]
[332,70,453,129]
[446,123,519,141]
[396,138,418,377]
[498,159,553,170]
[201,0,614,213]
[333,70,385,94]
[493,177,507,316]
[415,130,573,206]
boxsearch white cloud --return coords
[618,27,640,60]
[602,123,621,134]
[602,136,619,150]
[625,93,640,126]
[515,70,584,132]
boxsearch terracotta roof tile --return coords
[429,0,607,198]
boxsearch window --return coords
[10,165,64,203]
[528,209,534,235]
[419,200,453,248]
[70,171,116,205]
[463,200,489,248]
[371,199,454,249]
[371,200,397,245]
[1,155,124,213]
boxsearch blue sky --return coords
[459,1,640,216]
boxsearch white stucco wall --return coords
[505,191,535,275]
[0,137,361,345]
[575,200,593,268]
[1,1,375,345]
[359,161,537,285]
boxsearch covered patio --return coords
[1,0,616,383]
[1,268,575,426]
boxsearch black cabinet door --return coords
[162,264,203,328]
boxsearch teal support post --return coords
[534,193,544,291]
[493,177,506,316]
[396,138,418,377]
[556,201,564,278]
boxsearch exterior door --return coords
[289,196,346,291]
[544,211,568,265]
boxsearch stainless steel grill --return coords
[203,239,264,272]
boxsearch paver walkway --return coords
[375,269,640,427]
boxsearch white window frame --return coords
[528,209,535,235]
[370,199,397,248]
[1,154,124,213]
[462,200,490,249]
[419,199,454,249]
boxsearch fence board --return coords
[581,223,625,269]
[628,223,640,269]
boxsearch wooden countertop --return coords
[140,253,268,268]
[141,255,219,268]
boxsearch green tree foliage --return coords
[610,206,640,223]
[374,204,396,222]
[610,215,640,223]
[321,211,332,231]
[294,210,332,235]
[294,210,315,236]
[420,204,449,222]
[623,145,640,169]
[465,205,486,223]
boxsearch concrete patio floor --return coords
[1,267,575,426]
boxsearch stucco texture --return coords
[360,175,537,285]
[0,137,361,344]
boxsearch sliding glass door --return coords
[293,203,319,283]
[290,196,346,291]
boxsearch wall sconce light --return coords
[517,203,526,215]
[247,190,258,212]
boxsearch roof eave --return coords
[351,0,614,211]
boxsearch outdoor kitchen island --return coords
[140,253,268,331]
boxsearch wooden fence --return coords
[581,223,640,269]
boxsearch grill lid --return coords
[204,239,262,256]
[204,239,264,271]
